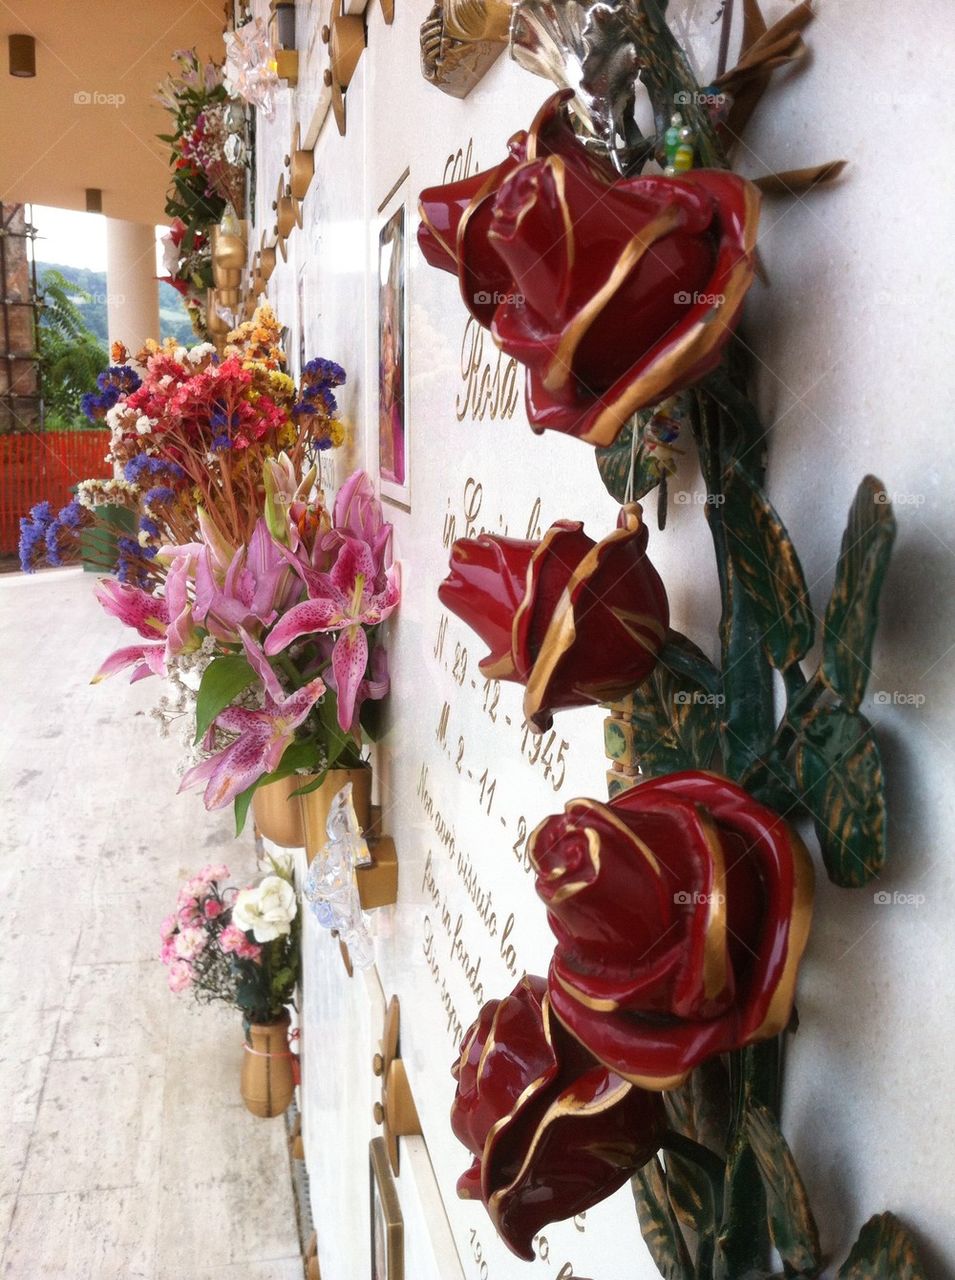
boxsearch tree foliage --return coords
[36,269,108,429]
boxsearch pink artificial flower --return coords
[92,642,167,685]
[167,960,194,993]
[94,578,169,638]
[218,923,244,953]
[177,899,200,927]
[219,923,262,961]
[265,537,400,731]
[193,519,297,643]
[174,927,207,961]
[160,937,178,965]
[203,898,224,919]
[330,470,393,584]
[91,572,198,684]
[199,863,230,883]
[178,675,326,810]
[159,913,178,943]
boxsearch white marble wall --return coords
[256,2,955,1277]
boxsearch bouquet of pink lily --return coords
[98,462,399,831]
[19,305,400,831]
[161,859,299,1026]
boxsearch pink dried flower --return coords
[174,927,206,961]
[178,900,200,927]
[203,897,224,919]
[219,923,262,962]
[167,960,194,993]
[199,863,230,883]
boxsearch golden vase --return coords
[240,1012,296,1118]
[301,768,374,864]
[252,768,376,856]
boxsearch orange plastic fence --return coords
[0,430,111,557]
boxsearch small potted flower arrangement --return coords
[156,49,247,226]
[161,859,300,1117]
[19,305,401,846]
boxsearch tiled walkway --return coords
[0,568,301,1279]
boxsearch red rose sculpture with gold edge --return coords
[438,503,668,732]
[451,974,667,1260]
[530,772,814,1089]
[418,91,760,446]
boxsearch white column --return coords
[105,218,159,352]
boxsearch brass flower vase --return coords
[240,1011,295,1118]
[301,768,374,864]
[252,775,308,847]
[252,768,376,855]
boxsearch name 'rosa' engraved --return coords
[443,137,480,184]
[455,316,520,422]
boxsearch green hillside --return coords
[35,261,196,346]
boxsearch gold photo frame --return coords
[369,1137,403,1280]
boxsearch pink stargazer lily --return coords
[92,577,196,683]
[328,470,392,583]
[193,518,297,643]
[265,536,400,732]
[178,669,326,811]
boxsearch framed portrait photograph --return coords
[377,177,410,508]
[369,1136,403,1280]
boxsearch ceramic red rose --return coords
[530,771,814,1088]
[438,502,668,732]
[452,974,667,1259]
[418,90,760,446]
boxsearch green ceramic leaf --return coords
[232,741,319,836]
[822,477,896,712]
[595,414,663,503]
[837,1213,929,1280]
[722,466,814,670]
[664,1151,714,1239]
[745,1100,822,1276]
[194,654,257,744]
[631,1158,694,1280]
[793,704,886,886]
[622,632,722,774]
[663,1057,731,1156]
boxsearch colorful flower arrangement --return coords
[20,305,400,830]
[161,859,299,1026]
[159,219,213,337]
[157,49,247,227]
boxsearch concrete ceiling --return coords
[0,1,227,225]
